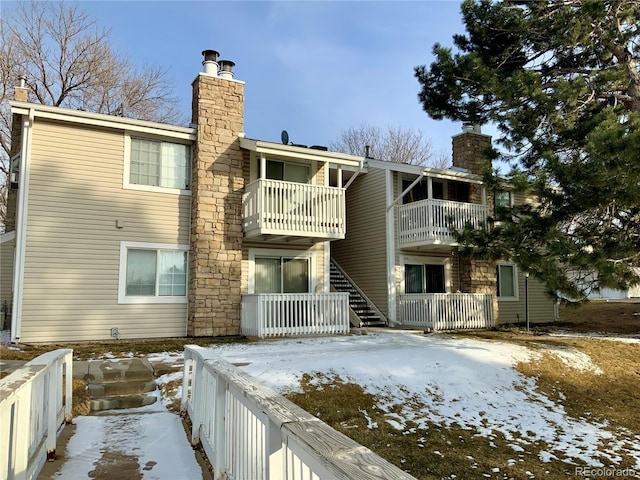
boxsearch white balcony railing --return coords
[243,179,346,239]
[181,346,417,480]
[398,293,494,330]
[398,199,488,247]
[1,349,73,480]
[241,293,350,338]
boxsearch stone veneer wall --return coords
[452,131,499,321]
[188,74,245,336]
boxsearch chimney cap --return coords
[219,60,235,71]
[202,50,220,62]
[462,122,482,134]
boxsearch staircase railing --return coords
[330,259,387,325]
[1,349,73,480]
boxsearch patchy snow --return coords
[536,343,604,374]
[200,332,640,469]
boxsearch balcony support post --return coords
[260,154,266,179]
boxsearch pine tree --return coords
[415,0,640,300]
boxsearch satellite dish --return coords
[281,130,289,145]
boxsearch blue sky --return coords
[11,1,471,156]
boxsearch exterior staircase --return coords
[330,259,387,328]
[76,358,158,411]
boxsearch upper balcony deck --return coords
[397,198,488,249]
[242,178,346,242]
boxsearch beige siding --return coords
[1,234,14,328]
[498,270,556,325]
[20,119,190,342]
[332,169,388,315]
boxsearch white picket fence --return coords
[243,179,346,239]
[398,199,488,247]
[241,293,350,338]
[398,293,494,330]
[181,346,417,480]
[0,349,73,480]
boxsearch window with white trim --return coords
[255,256,309,293]
[128,137,191,191]
[118,242,188,303]
[497,263,518,300]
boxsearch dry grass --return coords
[71,376,91,417]
[285,373,578,479]
[549,301,638,334]
[0,336,246,361]
[285,302,640,479]
[157,378,182,412]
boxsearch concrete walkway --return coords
[1,356,211,480]
[37,403,211,480]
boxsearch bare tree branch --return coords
[329,123,450,168]
[0,0,186,230]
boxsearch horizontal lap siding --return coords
[498,272,556,324]
[332,169,388,315]
[21,120,190,342]
[497,193,555,324]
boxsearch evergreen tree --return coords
[415,0,640,300]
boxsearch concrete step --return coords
[74,358,159,412]
[88,379,157,398]
[89,393,158,412]
[75,358,155,383]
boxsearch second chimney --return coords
[218,60,235,80]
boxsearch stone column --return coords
[452,126,498,322]
[188,74,245,336]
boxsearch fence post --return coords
[190,357,203,446]
[64,353,73,423]
[213,372,227,478]
[181,356,194,414]
[14,386,30,480]
[45,369,57,460]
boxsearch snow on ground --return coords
[535,343,604,374]
[53,392,203,480]
[1,329,9,344]
[196,332,640,469]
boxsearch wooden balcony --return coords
[397,198,488,249]
[241,293,350,338]
[243,179,346,242]
[398,293,494,330]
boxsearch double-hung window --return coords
[405,264,446,293]
[119,242,188,303]
[494,190,512,221]
[128,138,191,192]
[497,263,518,300]
[255,256,309,293]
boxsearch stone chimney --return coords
[451,123,492,175]
[451,123,498,322]
[5,78,30,232]
[188,50,245,337]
